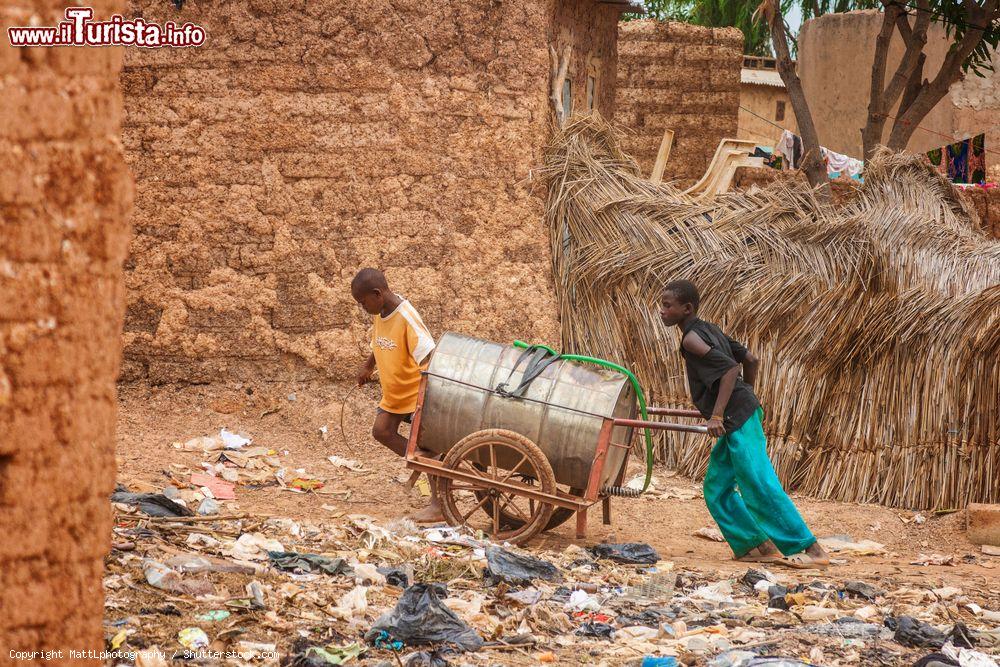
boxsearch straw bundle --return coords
[541,115,1000,510]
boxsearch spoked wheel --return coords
[439,429,555,545]
[475,482,582,532]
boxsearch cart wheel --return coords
[476,484,582,532]
[439,429,555,545]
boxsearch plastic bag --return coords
[891,615,947,648]
[268,551,353,576]
[484,545,562,585]
[843,580,881,600]
[365,583,483,652]
[588,543,659,564]
[110,489,193,517]
[143,560,214,596]
[378,566,410,588]
[575,622,614,639]
[178,627,209,650]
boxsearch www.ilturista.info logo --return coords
[8,7,206,47]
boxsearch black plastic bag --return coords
[484,545,562,585]
[588,543,660,564]
[843,580,881,601]
[268,551,353,576]
[403,648,456,667]
[890,615,946,648]
[912,653,960,667]
[378,567,410,588]
[947,621,977,649]
[741,569,769,588]
[615,608,671,627]
[575,622,614,639]
[110,488,193,517]
[365,583,483,652]
[767,584,789,610]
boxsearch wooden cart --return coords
[404,374,707,545]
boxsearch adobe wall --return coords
[0,0,133,660]
[616,20,742,186]
[738,83,796,145]
[951,49,1000,173]
[798,10,953,158]
[552,0,621,118]
[120,0,618,384]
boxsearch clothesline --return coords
[739,104,794,135]
[740,105,862,177]
[872,111,1000,162]
[742,103,1000,165]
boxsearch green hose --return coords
[512,340,655,492]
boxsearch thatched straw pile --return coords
[541,115,1000,510]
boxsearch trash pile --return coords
[105,490,1000,666]
[112,429,362,523]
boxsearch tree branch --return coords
[863,3,903,159]
[888,0,1000,149]
[881,0,930,108]
[758,0,830,197]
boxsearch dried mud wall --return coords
[616,20,742,186]
[798,11,952,158]
[738,83,796,145]
[120,0,613,384]
[0,0,133,660]
[552,0,620,118]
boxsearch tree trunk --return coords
[861,2,927,161]
[861,5,899,160]
[867,0,997,157]
[886,75,951,150]
[762,0,830,198]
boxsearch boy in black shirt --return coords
[660,280,828,568]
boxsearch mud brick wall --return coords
[121,0,618,384]
[0,0,133,660]
[553,0,621,118]
[616,20,742,187]
[957,187,1000,239]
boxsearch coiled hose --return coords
[512,340,656,493]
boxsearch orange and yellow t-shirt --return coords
[371,297,435,414]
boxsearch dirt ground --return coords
[110,381,1000,666]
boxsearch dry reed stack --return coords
[541,115,1000,511]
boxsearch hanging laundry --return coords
[927,133,986,183]
[775,130,801,169]
[822,147,864,179]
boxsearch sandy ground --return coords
[110,381,1000,666]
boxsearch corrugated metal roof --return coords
[741,68,785,88]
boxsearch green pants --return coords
[703,408,816,558]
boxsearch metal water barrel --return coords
[419,333,637,490]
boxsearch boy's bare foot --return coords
[408,503,445,524]
[735,540,783,563]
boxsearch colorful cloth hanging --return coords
[927,133,986,183]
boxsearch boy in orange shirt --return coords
[351,268,443,523]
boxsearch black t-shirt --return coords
[680,318,760,433]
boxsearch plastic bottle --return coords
[640,657,679,667]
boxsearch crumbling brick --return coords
[120,0,624,383]
[968,503,1000,547]
[616,20,743,187]
[0,0,133,661]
